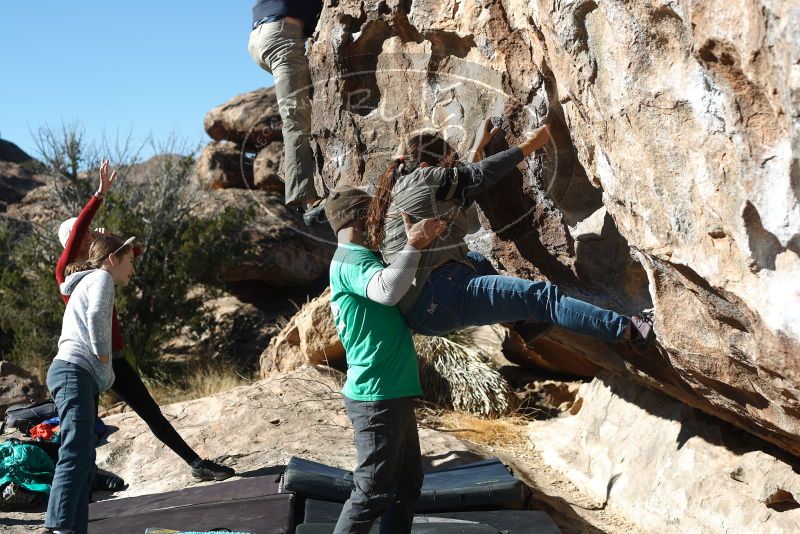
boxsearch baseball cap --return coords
[58,217,78,248]
[324,187,372,235]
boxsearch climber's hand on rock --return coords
[519,124,551,157]
[474,118,501,150]
[468,118,502,163]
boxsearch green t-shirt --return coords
[329,243,422,401]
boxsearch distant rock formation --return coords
[0,139,44,213]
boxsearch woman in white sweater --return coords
[45,234,135,534]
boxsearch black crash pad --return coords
[88,493,294,534]
[283,457,524,511]
[89,473,282,521]
[303,499,561,533]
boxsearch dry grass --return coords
[419,407,530,450]
[100,364,249,408]
[150,365,248,405]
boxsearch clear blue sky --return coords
[0,1,272,159]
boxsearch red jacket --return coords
[55,194,125,352]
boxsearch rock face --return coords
[307,1,800,456]
[529,372,800,533]
[0,361,46,416]
[195,189,334,286]
[260,287,344,377]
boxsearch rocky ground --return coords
[2,366,642,534]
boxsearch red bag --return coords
[28,422,58,440]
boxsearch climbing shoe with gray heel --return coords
[629,309,655,352]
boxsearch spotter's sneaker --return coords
[191,459,235,481]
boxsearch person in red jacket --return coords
[55,159,234,482]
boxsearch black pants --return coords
[334,396,423,534]
[108,357,199,465]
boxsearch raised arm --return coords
[365,214,445,306]
[55,159,117,284]
[436,123,552,206]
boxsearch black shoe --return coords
[92,472,127,492]
[191,459,235,481]
[0,482,44,511]
[629,309,655,352]
[302,198,328,227]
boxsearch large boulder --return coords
[163,287,281,371]
[530,372,800,532]
[194,141,254,190]
[195,188,334,286]
[502,326,601,377]
[0,361,46,416]
[203,87,283,150]
[259,287,344,377]
[306,1,800,457]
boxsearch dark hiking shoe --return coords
[629,309,655,352]
[92,471,127,492]
[1,482,44,510]
[191,459,235,481]
[302,198,328,227]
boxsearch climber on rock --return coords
[325,186,446,533]
[364,118,656,351]
[248,0,325,226]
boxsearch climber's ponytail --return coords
[366,159,402,250]
[365,133,454,250]
[65,234,131,276]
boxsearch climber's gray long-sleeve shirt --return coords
[380,146,525,313]
[55,269,116,391]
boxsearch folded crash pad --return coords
[303,499,561,533]
[283,457,524,511]
[89,472,282,521]
[88,493,294,534]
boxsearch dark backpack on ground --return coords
[1,400,57,435]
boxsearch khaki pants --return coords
[248,20,317,207]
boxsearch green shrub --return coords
[0,129,254,382]
[0,221,64,376]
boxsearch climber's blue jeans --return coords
[405,251,630,340]
[45,359,97,534]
